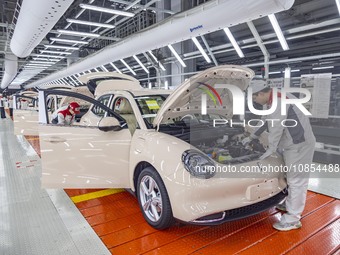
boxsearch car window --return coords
[91,94,112,117]
[113,97,139,135]
[135,95,167,126]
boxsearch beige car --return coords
[39,66,287,229]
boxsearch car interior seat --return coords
[115,98,138,135]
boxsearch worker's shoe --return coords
[273,220,302,231]
[275,203,287,212]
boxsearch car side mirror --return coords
[98,117,122,132]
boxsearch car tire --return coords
[137,166,174,230]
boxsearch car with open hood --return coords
[38,65,287,229]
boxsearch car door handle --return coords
[43,136,66,143]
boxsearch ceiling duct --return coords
[26,0,295,88]
[1,52,18,89]
[10,0,73,58]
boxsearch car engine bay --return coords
[159,121,266,164]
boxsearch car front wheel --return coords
[137,167,174,230]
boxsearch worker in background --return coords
[8,96,13,118]
[242,80,316,231]
[0,94,6,119]
[51,102,80,125]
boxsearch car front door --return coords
[38,90,132,189]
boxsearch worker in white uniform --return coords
[242,80,316,231]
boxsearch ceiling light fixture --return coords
[133,55,149,74]
[312,66,334,70]
[191,37,211,63]
[68,76,79,86]
[223,28,245,58]
[30,61,57,65]
[168,44,186,67]
[110,63,122,74]
[147,51,166,71]
[44,44,79,50]
[100,65,109,72]
[33,54,65,59]
[32,58,59,61]
[66,18,115,29]
[79,4,135,17]
[268,71,281,75]
[268,14,289,51]
[94,68,100,72]
[120,59,137,75]
[40,50,72,55]
[50,37,89,45]
[57,29,100,38]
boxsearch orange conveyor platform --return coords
[25,135,340,255]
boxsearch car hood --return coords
[153,65,254,127]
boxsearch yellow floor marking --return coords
[70,189,124,203]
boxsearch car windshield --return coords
[135,95,168,126]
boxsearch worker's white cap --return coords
[249,80,268,94]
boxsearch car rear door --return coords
[13,95,39,136]
[38,90,132,189]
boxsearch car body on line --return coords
[38,65,287,229]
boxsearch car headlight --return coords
[181,150,216,179]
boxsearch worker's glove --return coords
[242,136,252,146]
[259,148,276,160]
[242,134,258,146]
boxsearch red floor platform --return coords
[26,135,340,255]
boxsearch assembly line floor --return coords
[1,118,340,255]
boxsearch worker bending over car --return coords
[242,80,316,231]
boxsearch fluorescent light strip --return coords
[312,66,334,70]
[67,18,115,29]
[268,14,289,51]
[61,78,69,84]
[80,4,135,17]
[110,63,122,74]
[101,65,109,72]
[32,58,59,61]
[58,29,100,38]
[120,59,137,75]
[147,51,166,71]
[223,28,245,58]
[30,61,57,64]
[40,50,72,55]
[268,71,281,74]
[168,44,187,67]
[94,68,100,72]
[44,44,79,50]
[73,75,82,84]
[133,55,149,74]
[191,37,211,63]
[336,0,340,15]
[50,37,89,45]
[26,63,52,67]
[69,76,79,86]
[35,55,65,59]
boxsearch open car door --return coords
[38,90,131,189]
[13,94,39,136]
